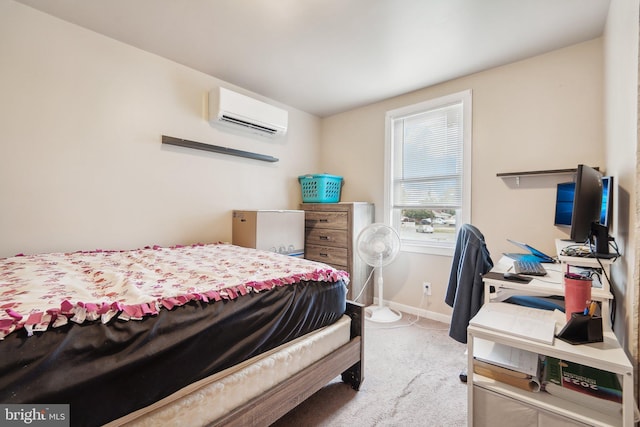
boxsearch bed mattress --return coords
[0,244,348,426]
[111,314,352,426]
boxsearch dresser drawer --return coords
[304,211,348,230]
[305,244,348,267]
[305,228,348,248]
[301,202,374,305]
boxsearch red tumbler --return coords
[563,273,592,321]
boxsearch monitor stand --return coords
[591,222,611,257]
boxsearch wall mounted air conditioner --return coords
[209,87,288,136]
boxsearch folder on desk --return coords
[469,303,557,345]
[483,271,532,284]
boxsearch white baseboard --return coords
[370,298,452,324]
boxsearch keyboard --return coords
[513,260,547,276]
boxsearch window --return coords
[384,90,471,255]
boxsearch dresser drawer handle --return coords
[319,252,328,257]
[319,235,329,240]
[319,219,329,222]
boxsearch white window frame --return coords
[383,90,472,256]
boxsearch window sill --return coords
[400,242,454,257]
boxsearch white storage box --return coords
[232,210,304,257]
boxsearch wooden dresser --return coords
[300,202,374,305]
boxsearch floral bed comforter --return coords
[0,243,348,339]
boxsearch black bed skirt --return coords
[0,280,347,426]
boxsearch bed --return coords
[0,243,364,426]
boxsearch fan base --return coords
[365,305,402,323]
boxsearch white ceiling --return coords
[17,0,611,117]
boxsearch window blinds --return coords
[392,101,463,209]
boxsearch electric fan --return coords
[356,223,402,323]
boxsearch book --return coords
[473,338,543,392]
[469,302,557,344]
[542,356,622,416]
[473,338,540,377]
[473,361,541,392]
[473,359,530,379]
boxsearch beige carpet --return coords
[272,313,468,426]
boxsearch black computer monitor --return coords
[554,172,613,255]
[600,176,613,228]
[592,176,614,255]
[555,176,613,227]
[554,181,575,227]
[570,164,603,244]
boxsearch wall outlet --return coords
[423,281,432,296]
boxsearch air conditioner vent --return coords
[219,114,279,135]
[209,87,288,137]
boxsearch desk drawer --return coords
[305,228,348,248]
[304,211,348,230]
[305,244,348,267]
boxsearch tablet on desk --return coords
[504,239,556,263]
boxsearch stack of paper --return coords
[473,338,542,392]
[469,302,559,345]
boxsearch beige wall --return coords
[0,2,321,257]
[603,0,640,362]
[321,39,604,321]
[3,2,635,359]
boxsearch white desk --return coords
[483,255,614,328]
[467,303,634,426]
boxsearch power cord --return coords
[559,236,620,260]
[354,265,447,330]
[365,289,448,331]
[351,267,375,303]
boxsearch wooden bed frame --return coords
[212,301,365,426]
